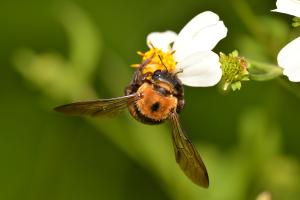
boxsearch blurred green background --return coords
[1,0,300,200]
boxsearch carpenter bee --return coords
[54,55,209,188]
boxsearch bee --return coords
[54,56,209,188]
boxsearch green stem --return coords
[248,59,283,81]
[248,60,300,100]
[292,17,300,27]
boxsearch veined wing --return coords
[169,112,209,188]
[54,93,139,117]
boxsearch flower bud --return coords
[219,51,249,91]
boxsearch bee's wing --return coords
[54,93,139,117]
[169,112,209,188]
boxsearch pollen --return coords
[132,47,176,75]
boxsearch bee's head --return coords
[152,70,165,81]
[151,70,183,96]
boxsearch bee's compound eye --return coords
[152,70,162,80]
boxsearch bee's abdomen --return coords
[128,83,178,125]
[128,103,164,125]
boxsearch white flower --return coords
[146,11,227,87]
[273,0,300,82]
[277,37,300,81]
[272,0,300,18]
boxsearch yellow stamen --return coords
[137,51,144,56]
[132,47,176,75]
[131,64,140,68]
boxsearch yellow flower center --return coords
[132,47,177,75]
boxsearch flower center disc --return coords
[134,48,177,75]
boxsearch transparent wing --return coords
[169,112,209,188]
[54,93,139,117]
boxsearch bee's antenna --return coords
[149,42,168,72]
[158,54,168,72]
[174,69,183,76]
[149,42,155,49]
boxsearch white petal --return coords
[176,51,222,87]
[277,37,300,82]
[173,11,227,61]
[146,31,177,52]
[272,0,300,18]
[283,68,300,81]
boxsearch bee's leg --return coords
[176,98,185,113]
[125,71,152,96]
[138,55,154,72]
[132,67,153,85]
[141,72,152,80]
[125,54,154,96]
[125,83,138,96]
